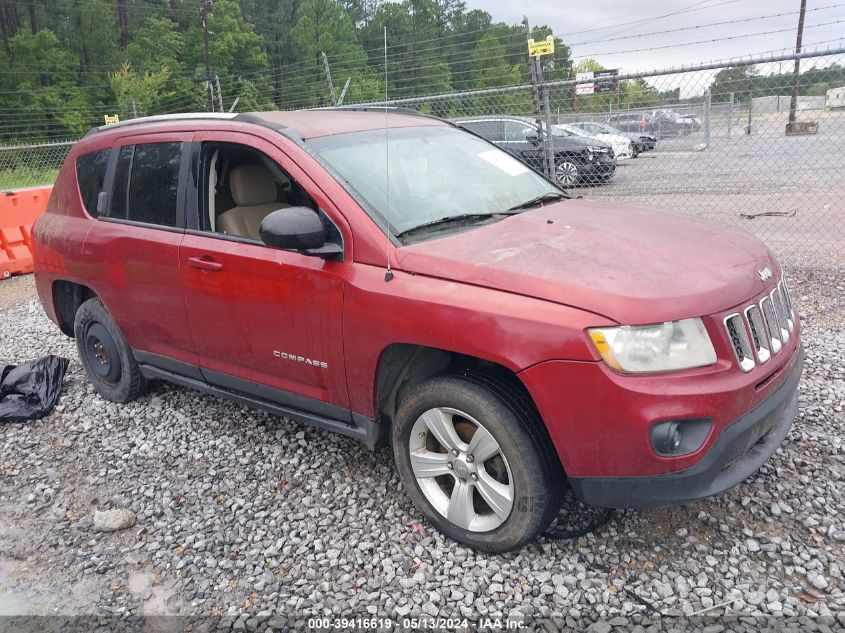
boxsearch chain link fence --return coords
[1,49,843,269]
[0,141,73,191]
[346,48,845,268]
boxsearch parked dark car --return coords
[678,113,702,133]
[571,121,656,155]
[608,111,689,138]
[454,116,615,186]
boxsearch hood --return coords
[396,199,777,324]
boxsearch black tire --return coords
[74,297,146,403]
[392,374,561,553]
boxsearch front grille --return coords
[724,276,795,372]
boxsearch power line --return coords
[571,19,844,59]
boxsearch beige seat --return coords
[217,165,288,239]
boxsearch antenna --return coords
[383,26,394,282]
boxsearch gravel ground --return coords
[0,274,35,311]
[0,269,843,632]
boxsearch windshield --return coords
[308,125,562,235]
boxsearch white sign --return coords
[575,71,595,95]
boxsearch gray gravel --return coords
[0,269,843,631]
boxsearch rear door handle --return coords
[187,256,223,272]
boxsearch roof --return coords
[249,109,447,139]
[86,109,447,140]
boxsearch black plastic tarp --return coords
[0,355,69,422]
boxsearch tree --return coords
[183,0,271,110]
[2,29,89,139]
[291,0,368,107]
[469,32,518,90]
[110,62,172,116]
[709,66,759,103]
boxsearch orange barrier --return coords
[0,186,53,279]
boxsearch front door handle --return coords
[187,256,223,272]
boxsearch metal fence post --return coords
[747,93,753,135]
[535,58,556,182]
[727,92,734,138]
[704,88,711,148]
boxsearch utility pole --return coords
[787,0,806,129]
[203,0,212,111]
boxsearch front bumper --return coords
[569,346,803,509]
[581,156,616,181]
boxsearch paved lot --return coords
[0,268,843,631]
[572,112,845,268]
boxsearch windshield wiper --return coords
[396,213,501,238]
[506,192,567,211]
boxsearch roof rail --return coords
[84,112,246,137]
[320,105,445,121]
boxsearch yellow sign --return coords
[104,115,120,125]
[528,36,554,57]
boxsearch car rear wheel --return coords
[392,374,560,552]
[74,297,146,403]
[554,158,580,187]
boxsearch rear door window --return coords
[76,149,110,217]
[127,142,182,227]
[108,142,182,227]
[109,145,133,219]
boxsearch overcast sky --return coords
[463,0,845,94]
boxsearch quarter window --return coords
[76,149,110,217]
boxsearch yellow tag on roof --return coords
[528,36,555,57]
[104,115,120,125]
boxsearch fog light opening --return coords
[651,418,713,457]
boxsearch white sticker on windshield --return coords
[478,150,529,176]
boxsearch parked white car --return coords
[553,123,634,161]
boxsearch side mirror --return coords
[526,134,539,145]
[259,207,342,259]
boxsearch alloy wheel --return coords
[408,407,514,532]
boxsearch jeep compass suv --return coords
[34,110,802,552]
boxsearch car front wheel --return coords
[392,374,560,552]
[554,158,580,187]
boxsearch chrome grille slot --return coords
[744,305,771,364]
[778,280,794,333]
[771,288,790,343]
[724,313,755,372]
[760,296,783,354]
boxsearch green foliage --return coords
[110,63,173,117]
[3,0,834,145]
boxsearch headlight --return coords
[588,318,717,374]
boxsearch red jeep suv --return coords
[33,110,802,552]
